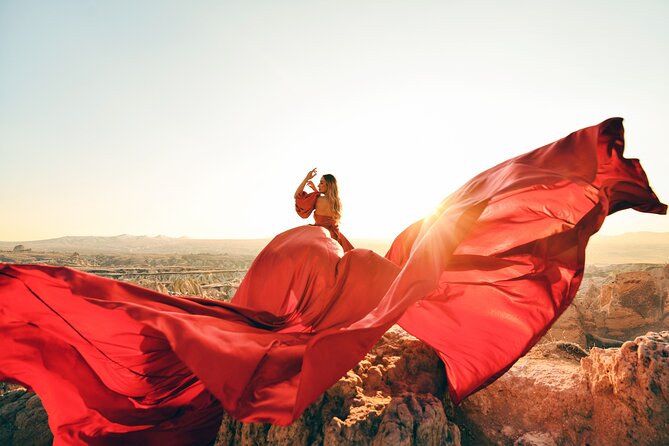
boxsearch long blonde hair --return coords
[322,174,342,222]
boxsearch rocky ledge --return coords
[1,329,667,446]
[546,265,669,347]
[457,331,669,446]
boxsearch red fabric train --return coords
[0,118,665,445]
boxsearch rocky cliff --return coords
[545,265,668,348]
[457,331,668,445]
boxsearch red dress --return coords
[294,191,355,252]
[0,118,665,445]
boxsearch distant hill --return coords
[0,232,666,264]
[0,234,393,257]
[0,235,271,256]
[586,231,669,264]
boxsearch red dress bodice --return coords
[295,191,354,252]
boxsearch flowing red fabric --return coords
[0,118,665,445]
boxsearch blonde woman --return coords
[294,167,353,251]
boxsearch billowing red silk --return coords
[0,118,665,445]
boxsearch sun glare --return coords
[0,2,667,241]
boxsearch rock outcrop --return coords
[0,387,52,446]
[457,331,669,446]
[214,326,461,445]
[545,265,669,348]
[580,331,669,446]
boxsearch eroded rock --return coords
[215,325,459,446]
[545,265,669,349]
[372,394,460,446]
[0,389,52,446]
[458,331,669,446]
[580,331,669,445]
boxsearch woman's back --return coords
[315,196,336,218]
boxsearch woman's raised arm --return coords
[294,168,318,199]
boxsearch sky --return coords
[1,0,668,241]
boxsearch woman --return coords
[230,169,361,319]
[293,168,354,252]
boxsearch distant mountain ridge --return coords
[586,231,669,264]
[0,232,667,263]
[0,234,271,255]
[0,234,393,257]
[588,231,669,244]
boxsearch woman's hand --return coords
[295,167,318,199]
[305,168,317,181]
[307,180,318,193]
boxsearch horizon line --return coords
[2,230,669,244]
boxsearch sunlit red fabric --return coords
[0,118,665,445]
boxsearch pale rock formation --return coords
[513,431,558,446]
[596,272,663,336]
[457,350,591,445]
[170,278,205,296]
[545,266,669,348]
[543,303,587,347]
[457,331,669,446]
[580,331,669,446]
[372,394,457,446]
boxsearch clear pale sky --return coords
[1,0,667,241]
